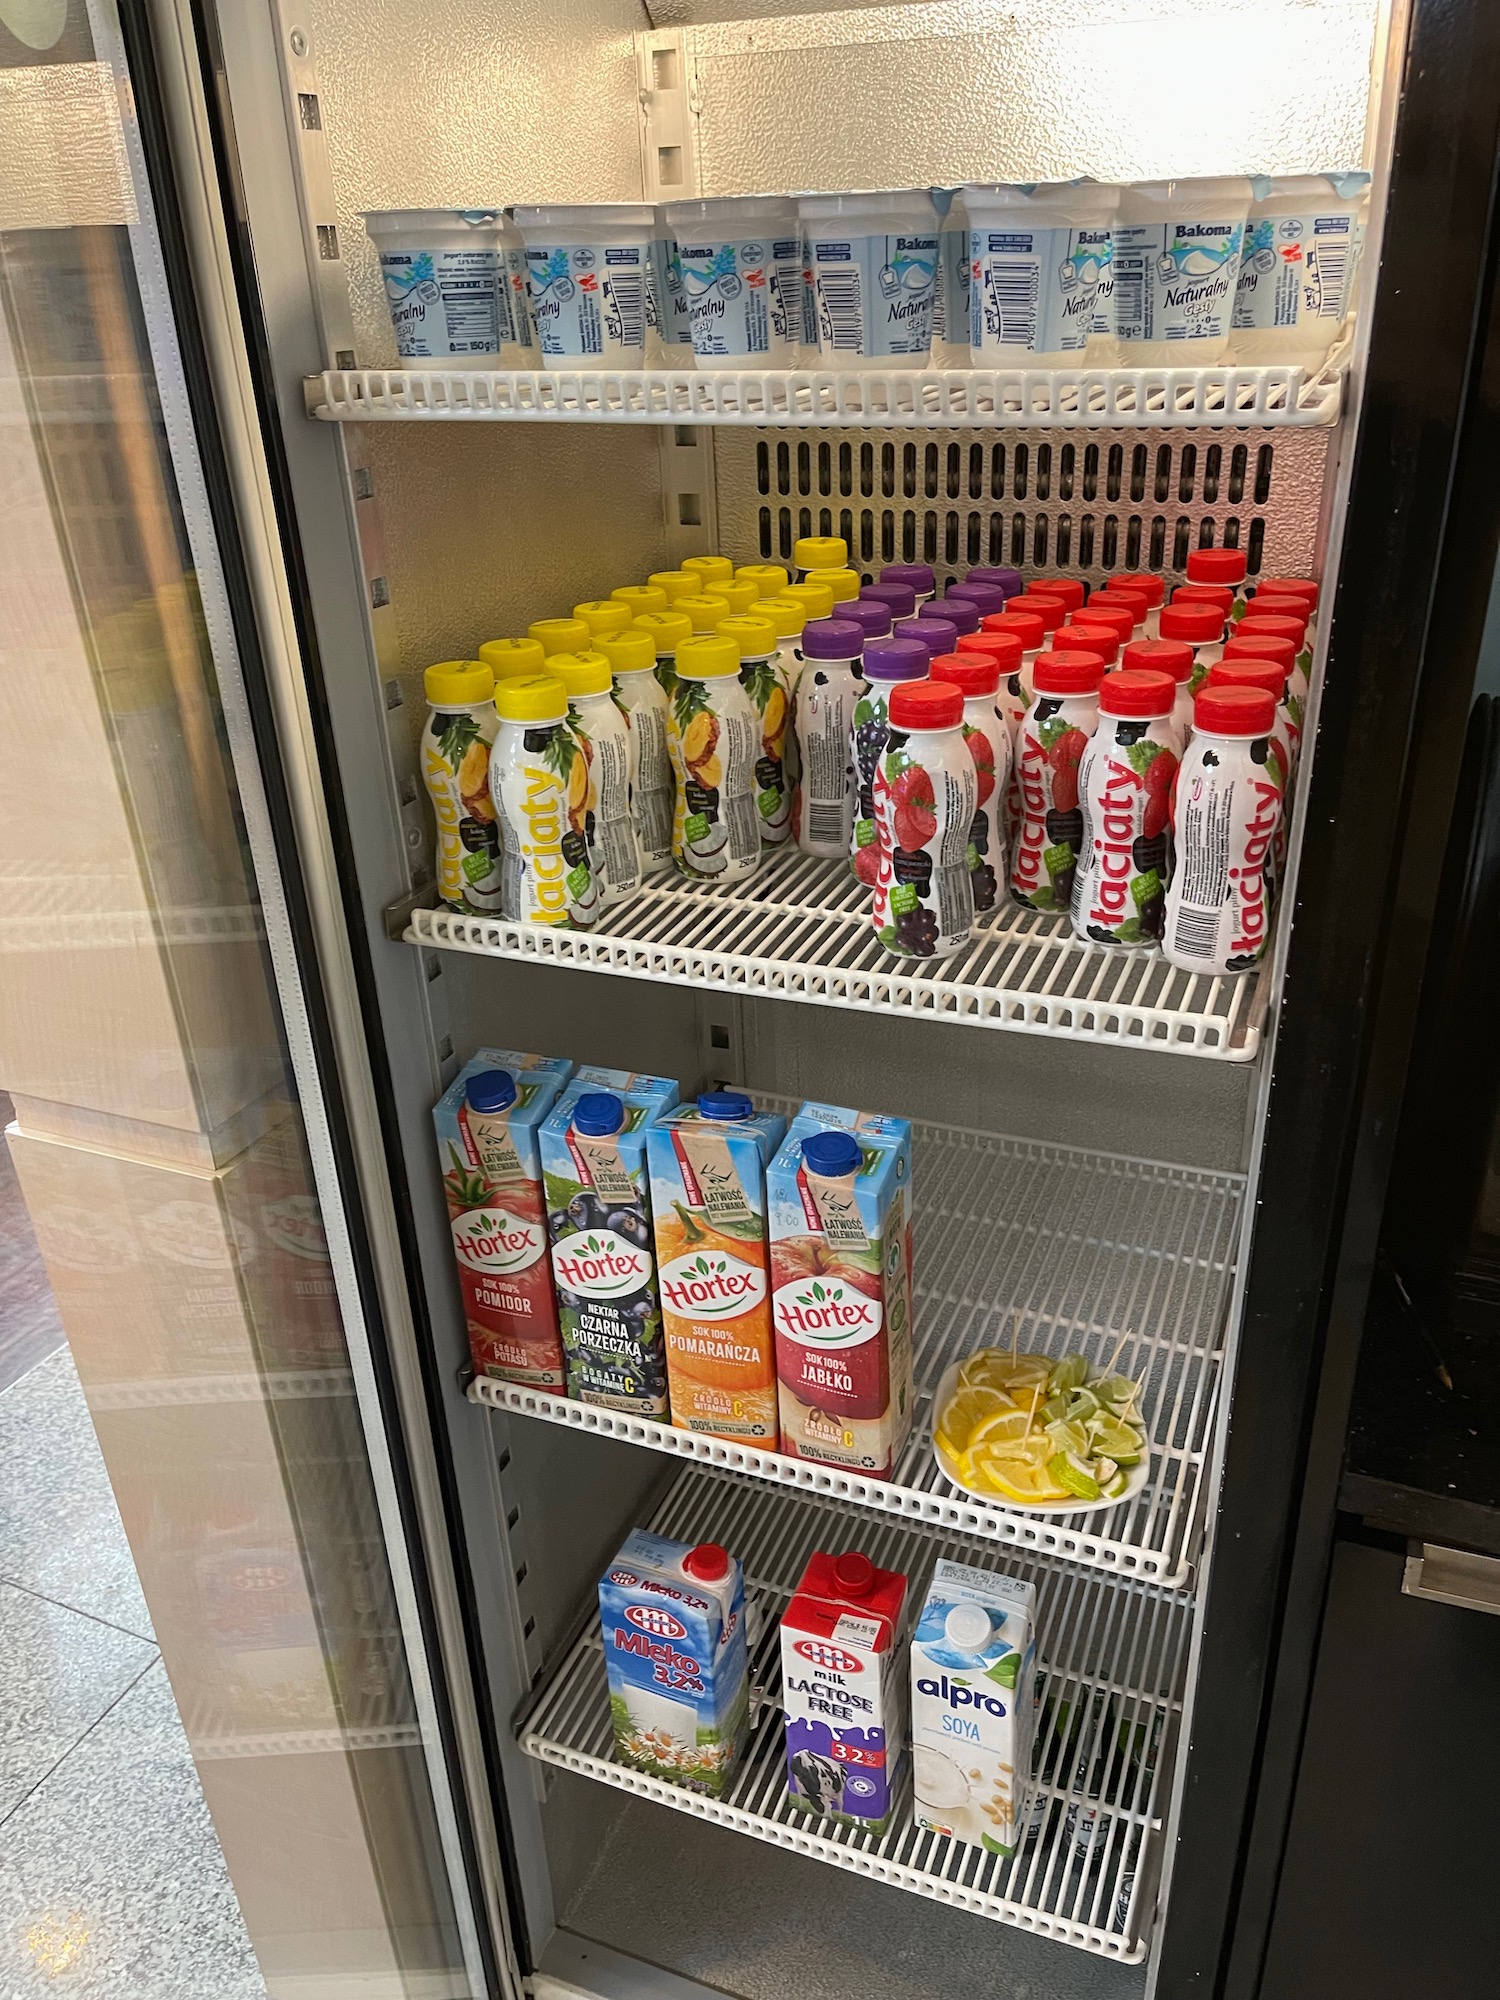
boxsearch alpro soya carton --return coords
[911,1560,1037,1856]
[599,1530,750,1797]
[768,1103,915,1478]
[647,1092,787,1444]
[540,1081,678,1415]
[434,1050,573,1387]
[780,1548,908,1832]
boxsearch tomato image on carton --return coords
[780,1549,909,1831]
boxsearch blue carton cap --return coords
[573,1091,625,1137]
[466,1068,517,1114]
[802,1130,861,1177]
[698,1089,754,1122]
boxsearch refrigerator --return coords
[2,0,1497,1995]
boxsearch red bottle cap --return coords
[1254,577,1319,610]
[1089,589,1148,627]
[1160,601,1224,643]
[1069,600,1133,643]
[1100,668,1176,718]
[1028,577,1085,614]
[955,628,1024,670]
[889,678,964,729]
[683,1542,730,1582]
[1123,638,1194,684]
[1060,619,1121,666]
[1110,571,1166,608]
[1209,657,1286,698]
[1172,582,1233,616]
[1187,547,1247,585]
[981,609,1046,650]
[1194,684,1276,735]
[1223,633,1297,669]
[932,652,999,696]
[1033,650,1104,697]
[1238,609,1307,645]
[832,1551,876,1596]
[1008,592,1065,633]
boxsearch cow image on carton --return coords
[599,1530,750,1797]
[911,1559,1037,1856]
[779,1548,908,1831]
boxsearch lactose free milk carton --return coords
[599,1530,750,1798]
[780,1548,908,1832]
[911,1560,1037,1856]
[768,1103,915,1478]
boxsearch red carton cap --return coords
[1209,657,1286,698]
[1060,619,1121,666]
[1124,638,1194,683]
[1194,684,1276,735]
[1223,633,1297,669]
[683,1542,731,1582]
[1100,668,1176,718]
[833,1551,875,1596]
[1254,577,1319,610]
[982,609,1046,650]
[955,628,1023,671]
[1238,609,1307,644]
[1028,577,1085,614]
[1008,591,1066,633]
[1034,650,1104,697]
[1187,547,1247,585]
[1160,601,1225,643]
[1111,572,1166,607]
[933,651,1000,696]
[890,678,964,729]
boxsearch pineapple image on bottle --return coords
[668,635,763,881]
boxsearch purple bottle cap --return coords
[880,563,935,596]
[800,616,865,661]
[862,581,917,620]
[837,598,893,639]
[863,636,931,682]
[948,579,1009,617]
[965,566,1024,598]
[901,615,959,661]
[935,595,980,635]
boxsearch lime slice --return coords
[1042,1393,1068,1425]
[1065,1388,1100,1423]
[1102,1466,1130,1500]
[1047,1451,1101,1502]
[1089,1416,1144,1464]
[1096,1374,1139,1412]
[1045,1418,1089,1458]
[1049,1354,1089,1395]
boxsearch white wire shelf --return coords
[473,1111,1242,1588]
[308,360,1341,429]
[520,1466,1189,1962]
[408,850,1264,1059]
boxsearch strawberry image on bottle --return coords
[929,651,1012,912]
[1071,668,1179,947]
[873,678,976,958]
[1009,651,1103,913]
[1163,684,1285,974]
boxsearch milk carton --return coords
[599,1530,750,1798]
[767,1103,915,1479]
[779,1549,908,1831]
[911,1559,1037,1856]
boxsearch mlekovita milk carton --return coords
[780,1548,908,1831]
[911,1560,1037,1856]
[599,1531,750,1798]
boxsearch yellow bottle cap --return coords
[681,554,735,585]
[715,579,761,616]
[494,674,567,724]
[780,580,836,619]
[804,566,861,603]
[648,570,705,604]
[550,651,614,698]
[528,616,591,655]
[716,615,779,660]
[680,592,732,633]
[676,634,741,680]
[424,659,493,705]
[737,563,790,597]
[630,610,693,654]
[612,584,669,617]
[573,600,633,639]
[762,595,808,638]
[794,535,847,573]
[478,636,546,680]
[597,630,657,675]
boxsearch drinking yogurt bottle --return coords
[1172,582,1234,637]
[737,562,790,598]
[682,554,735,589]
[1186,546,1249,619]
[1028,576,1086,619]
[1233,173,1369,369]
[1111,572,1165,638]
[1059,620,1120,669]
[1111,178,1252,365]
[364,209,506,368]
[665,197,803,368]
[628,608,693,707]
[1163,684,1284,973]
[1159,599,1226,693]
[512,203,654,367]
[599,629,674,876]
[1010,651,1104,913]
[1123,637,1194,747]
[933,652,1011,913]
[1237,607,1312,689]
[668,634,763,881]
[838,598,894,644]
[551,653,642,911]
[963,180,1117,365]
[572,599,633,641]
[717,614,794,846]
[1207,655,1298,778]
[794,535,847,580]
[780,579,837,623]
[865,580,917,623]
[1224,630,1306,732]
[964,565,1024,598]
[649,568,708,606]
[479,636,546,682]
[947,580,1008,621]
[489,674,578,927]
[902,615,961,662]
[1071,668,1180,947]
[931,595,980,637]
[800,190,939,369]
[611,583,669,621]
[529,615,592,657]
[850,636,929,886]
[881,563,936,604]
[421,660,504,912]
[803,566,862,605]
[793,617,868,857]
[873,677,978,957]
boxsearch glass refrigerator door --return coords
[0,6,498,1996]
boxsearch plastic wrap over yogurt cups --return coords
[800,190,939,370]
[364,209,506,369]
[512,203,655,368]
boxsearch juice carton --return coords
[911,1559,1037,1856]
[573,1067,679,1120]
[599,1530,750,1797]
[539,1080,678,1415]
[646,1092,787,1444]
[780,1549,908,1831]
[768,1103,915,1478]
[434,1050,573,1387]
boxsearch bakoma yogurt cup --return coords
[363,209,507,369]
[1111,177,1252,365]
[665,197,803,369]
[512,203,655,368]
[964,181,1117,366]
[800,190,939,370]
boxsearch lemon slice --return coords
[977,1459,1072,1504]
[970,1407,1035,1447]
[958,1352,1015,1390]
[938,1384,1010,1445]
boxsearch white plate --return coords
[929,1359,1151,1516]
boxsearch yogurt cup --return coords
[800,190,939,370]
[931,187,971,369]
[1111,178,1252,366]
[364,209,506,370]
[665,197,802,369]
[1233,174,1370,370]
[964,181,1117,366]
[498,210,536,360]
[512,203,654,369]
[650,206,696,365]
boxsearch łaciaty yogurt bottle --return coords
[1111,178,1252,366]
[874,677,977,957]
[837,597,895,648]
[1010,650,1104,914]
[1087,588,1148,638]
[1250,576,1319,635]
[881,563,936,606]
[803,566,862,607]
[793,535,847,582]
[955,629,1026,744]
[1058,619,1120,671]
[599,628,674,877]
[1123,637,1194,750]
[865,578,916,624]
[572,599,633,643]
[478,636,546,684]
[1223,630,1306,736]
[1233,174,1370,370]
[649,568,708,608]
[800,191,939,370]
[718,614,794,846]
[529,615,592,659]
[489,674,574,928]
[931,187,971,368]
[1025,577,1085,622]
[964,565,1024,598]
[363,210,504,369]
[1207,655,1298,778]
[1071,667,1180,948]
[422,659,504,910]
[902,615,960,663]
[759,593,808,794]
[665,196,803,368]
[737,562,790,599]
[946,579,1008,623]
[629,607,693,709]
[1236,606,1312,695]
[850,636,929,886]
[1111,572,1165,640]
[550,653,642,911]
[933,652,1011,915]
[1159,599,1226,696]
[792,616,867,858]
[1186,546,1249,621]
[931,595,980,638]
[668,634,763,881]
[964,181,1117,365]
[1163,685,1284,974]
[610,582,669,623]
[682,554,735,590]
[1172,583,1234,640]
[777,581,836,629]
[511,203,654,368]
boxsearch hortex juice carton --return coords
[779,1548,908,1831]
[540,1080,678,1415]
[574,1067,679,1120]
[911,1559,1037,1856]
[646,1092,787,1445]
[768,1103,915,1478]
[434,1050,573,1387]
[599,1530,750,1797]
